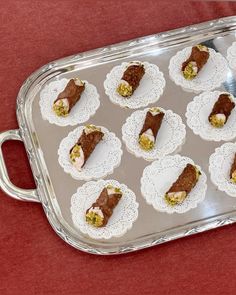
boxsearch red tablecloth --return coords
[1,1,236,294]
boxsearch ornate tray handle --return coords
[0,129,40,203]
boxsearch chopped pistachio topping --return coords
[196,44,209,52]
[86,211,104,227]
[231,170,236,183]
[70,144,81,163]
[139,133,154,151]
[106,184,122,194]
[209,114,226,128]
[53,99,69,117]
[117,82,133,97]
[165,191,187,206]
[183,61,198,80]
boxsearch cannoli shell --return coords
[54,79,85,112]
[139,111,164,139]
[182,46,209,73]
[71,130,104,167]
[86,188,122,227]
[208,94,235,124]
[166,164,198,195]
[122,64,145,93]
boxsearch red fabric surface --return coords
[1,1,236,294]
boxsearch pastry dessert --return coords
[208,93,235,128]
[182,45,209,80]
[86,185,122,227]
[70,125,104,170]
[230,153,236,183]
[165,164,200,205]
[116,62,145,97]
[53,78,85,116]
[138,107,164,151]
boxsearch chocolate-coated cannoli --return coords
[117,62,145,97]
[86,185,122,227]
[70,125,104,170]
[165,164,200,206]
[138,108,164,151]
[53,78,85,116]
[208,93,235,128]
[182,45,209,80]
[230,154,236,183]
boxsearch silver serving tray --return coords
[1,16,236,255]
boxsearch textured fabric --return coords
[1,1,236,294]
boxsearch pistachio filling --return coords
[139,131,155,151]
[86,207,104,227]
[209,114,226,128]
[84,124,101,135]
[183,61,198,80]
[117,80,133,97]
[196,44,209,52]
[53,99,69,117]
[231,170,236,183]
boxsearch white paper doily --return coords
[186,91,236,142]
[227,41,236,70]
[169,47,229,93]
[104,61,166,109]
[209,142,236,197]
[141,155,207,214]
[71,179,139,239]
[39,78,100,126]
[122,108,186,161]
[58,126,123,180]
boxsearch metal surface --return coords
[2,16,236,254]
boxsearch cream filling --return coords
[128,61,142,67]
[149,107,161,116]
[74,78,84,87]
[72,148,85,171]
[55,98,69,110]
[88,206,104,218]
[189,61,198,73]
[107,187,120,195]
[166,191,186,202]
[141,128,155,143]
[215,113,226,123]
[120,79,130,86]
[196,45,209,52]
[84,125,101,135]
